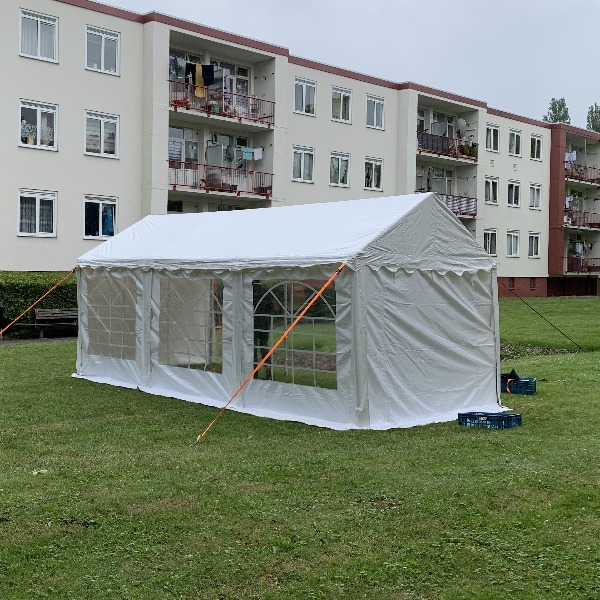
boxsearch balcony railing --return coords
[565,256,600,273]
[564,210,600,228]
[564,163,600,184]
[169,81,275,127]
[417,131,478,161]
[415,191,477,217]
[168,161,273,198]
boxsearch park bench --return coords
[34,308,78,338]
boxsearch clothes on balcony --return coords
[195,64,205,98]
[202,65,215,86]
[185,62,196,85]
[253,147,263,160]
[242,147,254,161]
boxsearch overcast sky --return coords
[106,0,597,128]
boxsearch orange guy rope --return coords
[195,262,346,444]
[0,269,76,337]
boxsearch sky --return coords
[104,0,598,128]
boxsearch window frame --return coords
[19,99,58,151]
[483,228,497,256]
[507,230,520,258]
[83,195,117,239]
[364,157,383,191]
[329,152,350,187]
[529,183,541,210]
[486,124,499,152]
[85,111,119,158]
[508,180,521,207]
[18,189,57,237]
[331,86,352,123]
[528,232,541,259]
[292,145,314,183]
[85,25,120,75]
[485,176,499,205]
[366,94,384,129]
[19,9,58,63]
[509,129,522,157]
[530,134,542,160]
[294,78,316,116]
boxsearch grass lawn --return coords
[0,298,599,599]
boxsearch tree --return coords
[543,97,571,124]
[586,103,600,132]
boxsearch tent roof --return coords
[77,193,495,273]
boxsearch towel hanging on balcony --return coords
[253,147,263,160]
[202,65,215,86]
[185,62,195,85]
[242,147,254,161]
[195,64,205,98]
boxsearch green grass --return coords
[1,298,599,599]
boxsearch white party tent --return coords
[74,193,502,429]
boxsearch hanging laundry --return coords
[253,147,263,160]
[202,64,215,86]
[241,147,254,161]
[195,64,205,98]
[185,62,196,85]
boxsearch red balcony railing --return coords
[565,256,600,273]
[417,131,478,161]
[564,163,600,184]
[168,161,273,198]
[564,210,600,228]
[169,81,275,127]
[415,191,477,217]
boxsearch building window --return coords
[417,109,425,131]
[331,87,351,122]
[366,95,384,129]
[509,129,522,156]
[485,177,498,204]
[529,183,541,209]
[85,111,118,157]
[330,152,350,187]
[530,134,542,160]
[20,100,57,149]
[292,146,314,182]
[364,157,383,190]
[20,9,57,62]
[86,26,119,75]
[18,189,56,236]
[508,181,520,207]
[486,125,499,151]
[530,277,536,289]
[483,229,497,256]
[84,196,116,238]
[528,232,540,258]
[507,230,520,257]
[294,78,316,115]
[508,277,515,289]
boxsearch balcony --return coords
[564,210,600,228]
[415,191,477,217]
[168,161,273,199]
[564,163,600,185]
[565,256,600,273]
[417,131,478,162]
[169,81,275,127]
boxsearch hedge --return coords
[0,271,77,336]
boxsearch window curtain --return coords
[40,111,55,146]
[39,197,54,233]
[87,32,102,68]
[102,204,115,236]
[303,152,313,180]
[294,84,303,112]
[293,151,302,179]
[86,117,101,153]
[330,157,339,184]
[103,121,116,154]
[104,37,118,73]
[39,21,55,60]
[339,158,348,185]
[19,197,36,233]
[21,16,38,56]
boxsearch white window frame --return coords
[509,129,522,157]
[486,124,499,152]
[508,180,521,207]
[528,232,540,259]
[331,87,352,123]
[530,134,542,160]
[294,78,316,116]
[364,157,383,191]
[19,99,58,151]
[366,95,384,129]
[507,230,520,258]
[18,189,57,237]
[19,9,58,63]
[329,152,350,187]
[529,183,541,210]
[485,177,498,204]
[85,111,119,158]
[86,25,120,75]
[84,195,117,239]
[292,145,314,183]
[483,229,497,256]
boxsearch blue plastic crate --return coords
[458,412,522,429]
[501,377,536,395]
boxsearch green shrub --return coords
[0,271,77,336]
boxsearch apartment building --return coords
[3,0,599,296]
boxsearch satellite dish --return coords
[456,117,467,138]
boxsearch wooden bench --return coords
[34,308,78,338]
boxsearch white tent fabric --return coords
[74,193,503,429]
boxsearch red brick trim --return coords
[487,107,550,129]
[398,82,486,109]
